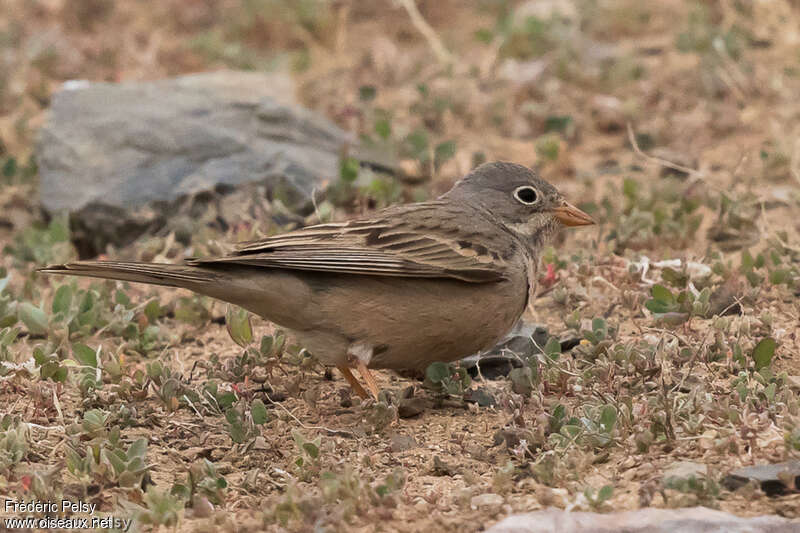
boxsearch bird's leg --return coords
[346,342,380,400]
[337,365,369,399]
[355,361,380,400]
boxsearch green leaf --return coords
[105,449,126,474]
[591,318,607,338]
[374,117,392,140]
[52,284,73,315]
[404,129,429,161]
[544,336,561,359]
[535,133,560,161]
[752,338,776,370]
[114,289,131,307]
[144,299,162,323]
[18,302,48,335]
[259,335,274,357]
[226,410,246,444]
[32,346,46,365]
[174,296,210,324]
[127,438,148,460]
[302,442,319,459]
[544,115,573,134]
[73,343,98,367]
[661,267,688,288]
[474,28,493,43]
[599,405,617,433]
[216,392,237,410]
[645,299,671,314]
[225,306,253,348]
[425,362,450,383]
[622,178,639,201]
[2,157,17,177]
[769,269,789,285]
[52,366,68,383]
[740,250,754,272]
[339,156,359,183]
[764,382,777,402]
[434,140,457,170]
[358,85,376,102]
[597,484,614,501]
[651,284,674,303]
[251,399,268,425]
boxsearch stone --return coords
[471,493,504,510]
[398,397,429,419]
[36,71,390,256]
[486,507,800,533]
[389,433,418,453]
[723,461,800,496]
[463,387,496,407]
[463,322,579,380]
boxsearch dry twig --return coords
[395,0,454,66]
[627,122,705,180]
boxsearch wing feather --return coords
[189,203,513,283]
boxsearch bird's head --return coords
[443,161,594,249]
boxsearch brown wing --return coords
[188,203,514,283]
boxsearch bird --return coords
[39,161,594,399]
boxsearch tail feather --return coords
[38,261,220,289]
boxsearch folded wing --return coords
[189,204,512,283]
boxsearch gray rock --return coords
[36,71,387,255]
[486,507,800,533]
[471,493,504,510]
[462,322,579,380]
[723,461,800,496]
[388,433,418,453]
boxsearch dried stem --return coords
[627,122,704,180]
[395,0,453,66]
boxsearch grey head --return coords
[442,161,594,249]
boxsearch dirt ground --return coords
[1,1,800,531]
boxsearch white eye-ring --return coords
[513,185,539,205]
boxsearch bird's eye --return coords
[514,186,539,205]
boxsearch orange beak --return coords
[552,202,595,227]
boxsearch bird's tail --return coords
[37,261,221,289]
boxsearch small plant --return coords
[147,360,185,412]
[17,301,48,336]
[226,305,253,347]
[5,213,74,265]
[223,406,259,444]
[0,268,17,328]
[171,459,228,506]
[136,486,183,527]
[0,327,21,363]
[318,467,406,520]
[0,415,30,472]
[663,472,720,506]
[72,343,103,394]
[292,430,322,481]
[606,178,703,252]
[644,283,711,325]
[33,344,68,383]
[424,362,472,396]
[546,403,619,450]
[752,337,777,372]
[583,484,614,510]
[65,432,149,488]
